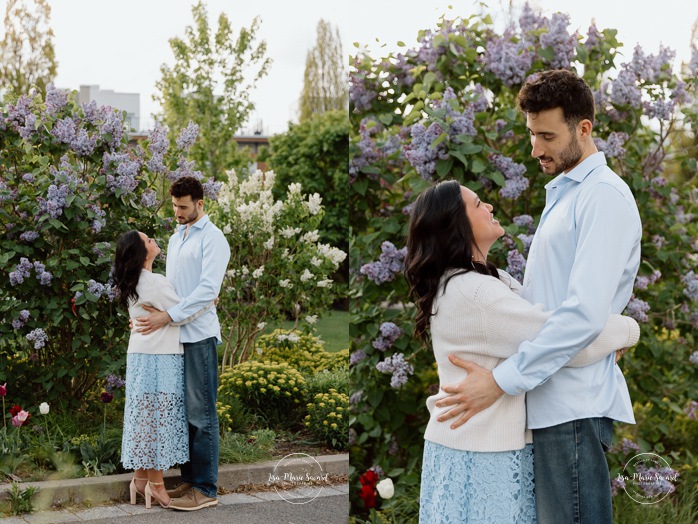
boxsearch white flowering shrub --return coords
[209,169,346,367]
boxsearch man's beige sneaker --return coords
[169,488,218,511]
[166,482,192,498]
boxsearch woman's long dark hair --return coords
[405,179,499,341]
[113,230,147,308]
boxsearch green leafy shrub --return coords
[218,360,307,427]
[304,388,349,450]
[306,366,350,398]
[251,329,328,374]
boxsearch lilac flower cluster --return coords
[490,153,529,199]
[684,400,698,420]
[202,178,222,200]
[100,108,125,150]
[11,310,31,330]
[513,214,535,233]
[585,23,601,49]
[518,234,534,256]
[494,119,515,140]
[416,29,446,68]
[5,95,33,132]
[539,13,578,69]
[681,271,698,302]
[594,132,629,159]
[349,119,382,183]
[619,437,640,454]
[9,258,33,286]
[87,204,106,233]
[169,158,203,181]
[176,122,199,150]
[105,373,126,392]
[146,123,169,173]
[610,476,626,496]
[359,241,408,285]
[26,328,48,350]
[610,70,642,109]
[652,235,665,249]
[87,279,106,298]
[634,463,679,497]
[434,87,478,142]
[140,189,159,208]
[45,83,68,116]
[506,249,527,284]
[33,261,52,286]
[403,122,449,180]
[629,44,675,83]
[81,101,100,124]
[624,295,651,322]
[689,351,698,365]
[105,152,142,193]
[70,128,98,156]
[518,2,545,33]
[482,31,534,87]
[634,270,661,291]
[385,53,415,87]
[350,350,368,366]
[689,45,698,76]
[372,322,403,352]
[375,353,414,389]
[349,67,377,112]
[19,231,40,243]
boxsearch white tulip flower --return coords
[376,478,394,499]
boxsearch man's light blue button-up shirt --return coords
[492,152,641,429]
[165,214,231,344]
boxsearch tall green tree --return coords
[298,19,347,122]
[268,109,349,253]
[0,0,57,97]
[154,1,271,179]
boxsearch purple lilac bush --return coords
[349,3,698,516]
[0,85,218,405]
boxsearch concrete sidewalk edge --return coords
[0,454,348,512]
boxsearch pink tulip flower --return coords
[0,383,6,396]
[11,415,22,427]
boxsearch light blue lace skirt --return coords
[121,353,189,471]
[420,440,537,523]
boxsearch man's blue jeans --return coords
[533,417,614,524]
[180,337,219,498]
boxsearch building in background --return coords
[77,85,140,132]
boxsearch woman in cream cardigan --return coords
[113,230,212,509]
[404,180,639,523]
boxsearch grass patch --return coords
[218,429,276,464]
[612,488,697,523]
[265,310,348,353]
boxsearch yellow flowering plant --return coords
[218,360,307,427]
[304,388,349,450]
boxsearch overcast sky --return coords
[8,0,695,136]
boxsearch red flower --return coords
[0,383,7,397]
[358,469,380,509]
[359,483,376,509]
[8,405,31,426]
[100,391,114,403]
[359,470,379,487]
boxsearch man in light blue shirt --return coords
[436,70,641,523]
[137,176,230,511]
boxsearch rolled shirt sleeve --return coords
[494,179,642,396]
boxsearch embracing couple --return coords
[111,176,230,511]
[407,70,642,523]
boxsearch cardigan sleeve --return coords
[145,274,215,326]
[465,277,639,365]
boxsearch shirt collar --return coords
[545,151,607,189]
[176,214,210,233]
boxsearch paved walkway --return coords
[0,484,349,524]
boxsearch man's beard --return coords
[540,135,583,176]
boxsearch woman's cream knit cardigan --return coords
[424,269,640,452]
